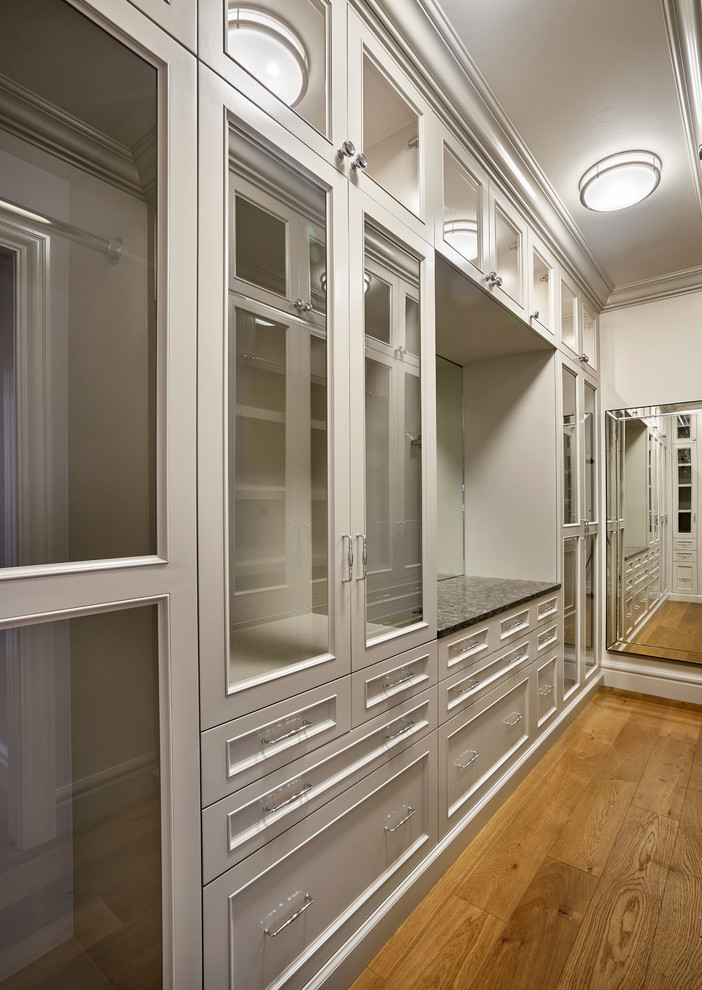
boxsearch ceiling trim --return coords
[361,0,614,307]
[0,73,146,199]
[661,0,702,223]
[604,265,702,310]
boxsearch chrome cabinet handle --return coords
[455,749,480,769]
[383,669,414,690]
[261,780,312,813]
[530,310,540,320]
[293,298,313,312]
[539,685,554,697]
[505,652,528,665]
[351,152,368,171]
[383,717,415,740]
[341,533,353,583]
[578,353,590,364]
[456,679,480,696]
[486,270,503,288]
[503,712,524,727]
[260,718,311,745]
[264,893,314,937]
[337,139,356,160]
[384,806,416,833]
[356,533,367,580]
[503,618,524,631]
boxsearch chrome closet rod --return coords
[0,197,122,263]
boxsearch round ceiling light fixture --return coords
[228,8,309,108]
[443,218,479,262]
[579,150,662,212]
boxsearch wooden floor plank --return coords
[688,727,702,792]
[369,896,502,990]
[632,733,696,819]
[555,806,677,990]
[548,776,636,877]
[598,714,661,783]
[349,968,386,990]
[468,857,598,990]
[641,866,702,989]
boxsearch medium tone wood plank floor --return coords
[350,688,702,990]
[618,600,702,663]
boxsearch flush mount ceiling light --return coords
[443,218,479,260]
[579,151,662,212]
[228,8,309,107]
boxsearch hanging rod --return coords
[0,197,122,264]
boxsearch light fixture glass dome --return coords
[579,151,662,212]
[443,218,479,261]
[228,8,309,108]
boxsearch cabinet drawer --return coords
[535,654,559,729]
[534,595,559,626]
[535,623,559,655]
[440,638,531,722]
[674,550,696,562]
[675,538,695,551]
[499,606,531,643]
[203,737,437,990]
[201,680,351,804]
[439,671,531,836]
[351,642,437,726]
[202,688,437,879]
[438,624,493,678]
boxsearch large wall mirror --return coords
[606,399,702,662]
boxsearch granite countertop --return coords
[624,546,648,561]
[437,574,561,638]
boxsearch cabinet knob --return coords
[578,353,590,364]
[530,310,540,320]
[351,152,368,171]
[486,271,503,288]
[337,139,356,160]
[293,298,313,312]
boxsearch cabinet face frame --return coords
[106,0,196,47]
[198,65,352,725]
[348,186,437,668]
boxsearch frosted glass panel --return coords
[0,606,161,986]
[0,0,158,566]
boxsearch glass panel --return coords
[678,447,692,465]
[235,195,287,296]
[364,223,422,642]
[563,536,579,695]
[405,296,420,356]
[562,367,577,525]
[679,487,692,511]
[494,208,521,304]
[584,383,596,522]
[532,250,552,330]
[561,281,577,352]
[0,606,161,986]
[364,274,391,345]
[584,534,597,674]
[582,302,597,366]
[362,55,420,216]
[226,0,330,137]
[0,1,158,565]
[679,465,692,484]
[679,512,692,533]
[442,146,482,270]
[228,137,329,687]
[677,415,691,439]
[435,356,464,579]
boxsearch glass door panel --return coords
[532,248,553,332]
[361,55,420,216]
[442,145,484,272]
[494,207,522,306]
[560,280,578,354]
[584,382,596,522]
[582,301,597,369]
[584,533,597,676]
[562,367,578,525]
[563,536,580,696]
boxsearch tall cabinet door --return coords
[349,190,436,669]
[0,1,200,986]
[198,67,352,725]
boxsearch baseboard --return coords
[305,672,604,990]
[603,652,702,703]
[668,593,702,604]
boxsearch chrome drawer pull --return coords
[503,711,524,726]
[260,718,312,745]
[452,637,480,656]
[505,652,527,665]
[261,780,312,813]
[383,669,414,690]
[383,717,415,740]
[384,806,416,832]
[264,893,314,937]
[454,749,480,769]
[538,602,556,617]
[539,685,554,697]
[503,618,525,631]
[456,679,480,696]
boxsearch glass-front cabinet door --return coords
[199,70,351,722]
[436,128,489,283]
[349,193,436,668]
[528,232,556,338]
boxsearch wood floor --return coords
[350,688,702,990]
[620,600,702,663]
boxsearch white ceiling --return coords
[434,0,702,295]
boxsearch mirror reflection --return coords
[606,400,702,662]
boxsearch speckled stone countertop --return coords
[437,575,561,638]
[624,546,648,560]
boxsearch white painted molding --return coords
[55,751,157,805]
[604,652,702,703]
[0,73,148,199]
[604,265,702,310]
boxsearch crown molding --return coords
[604,266,702,310]
[0,73,148,200]
[361,0,614,307]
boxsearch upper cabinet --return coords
[559,274,599,374]
[527,232,557,339]
[122,0,197,48]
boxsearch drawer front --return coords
[674,550,696,562]
[535,623,559,655]
[438,624,493,678]
[439,671,531,835]
[203,737,437,990]
[534,594,559,626]
[202,688,437,879]
[499,606,531,644]
[351,641,438,726]
[675,538,695,551]
[440,637,531,723]
[201,680,352,804]
[535,654,558,729]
